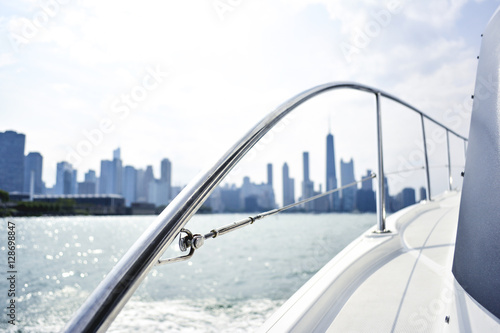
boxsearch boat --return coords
[64,6,500,332]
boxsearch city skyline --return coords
[0,1,493,200]
[1,127,379,194]
[1,128,425,214]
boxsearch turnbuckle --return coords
[156,228,205,265]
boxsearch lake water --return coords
[0,213,375,332]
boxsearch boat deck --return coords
[261,192,500,332]
[328,194,459,332]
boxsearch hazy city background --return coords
[1,1,495,214]
[2,127,433,215]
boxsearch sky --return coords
[1,0,499,205]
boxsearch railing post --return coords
[446,130,452,191]
[375,92,388,233]
[421,114,432,200]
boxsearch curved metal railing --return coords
[64,82,468,332]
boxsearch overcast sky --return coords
[1,0,499,204]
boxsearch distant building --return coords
[78,181,96,195]
[85,170,97,183]
[282,162,295,206]
[326,132,340,211]
[302,152,314,212]
[148,180,170,207]
[144,166,155,203]
[362,169,373,191]
[33,194,125,215]
[130,202,156,215]
[0,130,25,193]
[403,188,416,207]
[419,186,427,202]
[56,161,75,195]
[123,166,137,206]
[266,163,275,206]
[99,160,113,194]
[244,195,259,212]
[208,169,276,213]
[207,187,223,213]
[112,148,123,195]
[340,158,356,212]
[24,152,44,195]
[206,184,240,213]
[84,170,97,194]
[99,148,123,195]
[303,152,310,183]
[45,186,56,195]
[356,170,376,212]
[220,185,242,212]
[160,158,172,202]
[171,186,182,200]
[241,176,275,211]
[160,158,172,184]
[393,187,416,211]
[313,184,330,213]
[71,169,78,194]
[135,169,147,202]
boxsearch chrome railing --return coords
[64,82,468,332]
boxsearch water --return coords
[0,213,375,332]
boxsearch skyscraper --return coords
[123,166,137,206]
[340,158,356,212]
[79,169,97,195]
[0,130,25,192]
[99,160,113,194]
[160,158,172,201]
[99,148,123,195]
[78,181,96,195]
[394,187,416,211]
[357,169,376,212]
[240,173,275,211]
[24,152,43,194]
[282,162,295,206]
[85,170,97,183]
[303,152,310,183]
[56,161,75,195]
[71,169,78,194]
[326,132,340,211]
[112,148,123,195]
[135,169,147,202]
[362,169,373,191]
[419,186,427,202]
[144,165,155,203]
[160,158,171,184]
[302,152,314,211]
[113,147,121,160]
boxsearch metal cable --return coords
[157,173,376,265]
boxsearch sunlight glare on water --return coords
[0,213,375,332]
